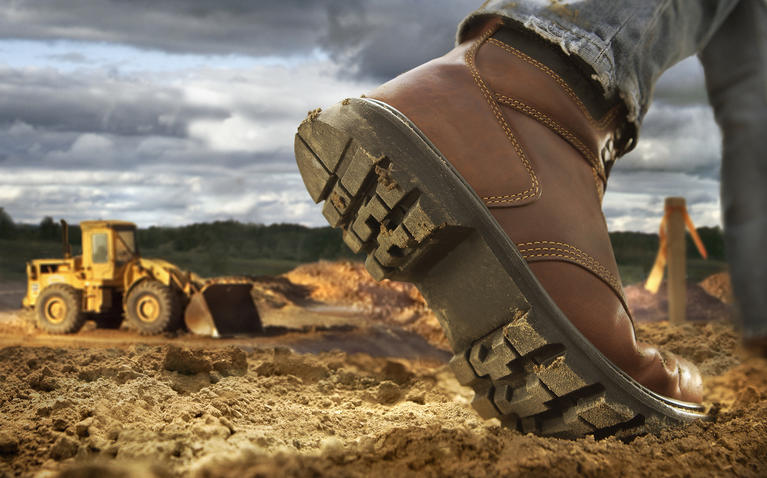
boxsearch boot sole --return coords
[294,98,706,438]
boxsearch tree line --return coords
[0,208,725,262]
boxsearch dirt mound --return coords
[625,280,735,323]
[284,261,448,350]
[284,261,424,312]
[250,276,313,308]
[699,271,734,304]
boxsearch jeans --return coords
[458,0,767,339]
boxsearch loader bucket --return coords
[184,282,263,337]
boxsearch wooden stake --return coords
[666,197,686,324]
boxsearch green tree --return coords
[0,207,14,238]
[39,216,61,241]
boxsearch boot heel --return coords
[449,313,641,438]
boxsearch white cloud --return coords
[69,133,113,154]
[0,166,322,228]
[604,170,721,233]
[181,62,375,154]
[188,115,289,153]
[0,185,23,201]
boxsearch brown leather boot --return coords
[295,18,705,437]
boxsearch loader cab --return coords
[80,220,138,283]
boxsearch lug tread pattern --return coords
[296,111,451,282]
[449,308,638,438]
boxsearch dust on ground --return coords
[0,262,765,477]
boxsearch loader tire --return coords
[36,284,86,334]
[125,280,181,335]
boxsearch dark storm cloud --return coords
[619,101,721,179]
[0,0,476,80]
[0,121,291,173]
[0,67,227,137]
[316,0,476,79]
[0,1,331,56]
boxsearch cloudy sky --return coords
[0,1,722,232]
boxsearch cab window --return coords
[115,229,136,263]
[92,233,108,263]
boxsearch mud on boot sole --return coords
[294,98,706,438]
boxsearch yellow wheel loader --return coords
[21,220,262,337]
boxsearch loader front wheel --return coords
[125,281,181,335]
[36,284,86,334]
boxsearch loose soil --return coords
[0,262,765,477]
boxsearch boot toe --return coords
[674,354,704,404]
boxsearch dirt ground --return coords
[0,262,765,477]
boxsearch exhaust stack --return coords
[60,219,71,259]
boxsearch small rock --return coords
[320,436,344,457]
[382,360,414,385]
[191,423,230,440]
[77,367,102,382]
[29,366,57,392]
[102,444,119,458]
[376,381,402,405]
[50,435,78,461]
[0,431,19,455]
[209,370,223,384]
[106,427,121,441]
[406,391,426,405]
[52,398,73,411]
[87,436,109,453]
[116,365,140,383]
[52,418,68,432]
[75,417,94,438]
[163,346,212,375]
[212,347,248,376]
